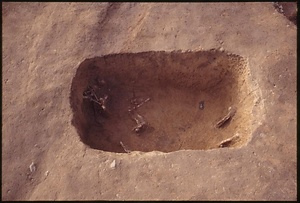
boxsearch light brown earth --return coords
[2,2,297,201]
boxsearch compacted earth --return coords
[2,2,297,200]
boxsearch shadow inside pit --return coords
[70,50,254,153]
[273,2,297,25]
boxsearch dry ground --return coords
[2,2,297,200]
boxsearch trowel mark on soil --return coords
[70,50,258,153]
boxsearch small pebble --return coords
[199,101,205,110]
[45,171,49,176]
[110,160,116,169]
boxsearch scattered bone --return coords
[29,162,36,173]
[83,86,108,111]
[99,94,109,111]
[127,90,150,134]
[136,97,150,108]
[128,97,151,112]
[83,80,110,121]
[218,134,240,148]
[110,160,116,169]
[120,141,131,153]
[215,106,237,128]
[130,112,147,133]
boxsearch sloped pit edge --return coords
[70,50,261,153]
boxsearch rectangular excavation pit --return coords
[70,50,258,153]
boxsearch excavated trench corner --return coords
[70,50,257,153]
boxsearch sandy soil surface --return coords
[2,2,297,200]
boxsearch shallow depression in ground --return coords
[70,50,256,153]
